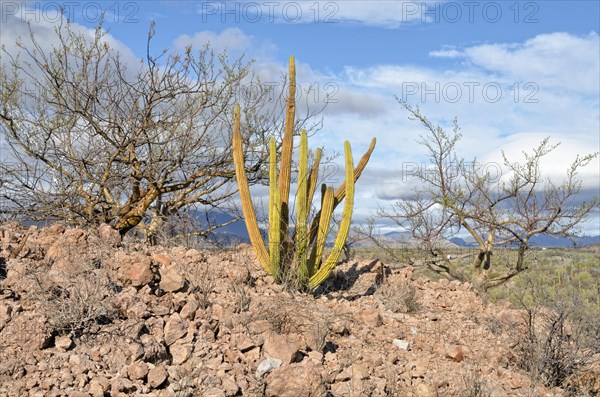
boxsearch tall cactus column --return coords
[232,104,270,272]
[232,56,376,289]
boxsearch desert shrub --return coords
[510,278,600,393]
[245,297,342,355]
[230,281,251,314]
[183,263,215,309]
[31,264,118,336]
[251,298,303,335]
[379,281,420,313]
[457,370,492,397]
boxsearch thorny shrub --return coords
[510,278,600,394]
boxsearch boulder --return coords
[115,252,153,287]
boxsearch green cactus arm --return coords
[306,147,323,209]
[307,137,376,248]
[268,137,281,279]
[270,186,282,280]
[308,185,334,275]
[232,104,270,272]
[289,146,322,244]
[278,56,296,241]
[295,130,310,282]
[333,137,376,206]
[308,141,355,289]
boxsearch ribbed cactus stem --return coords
[289,146,322,249]
[232,104,269,272]
[308,185,334,274]
[278,56,296,252]
[333,137,376,207]
[268,137,281,279]
[308,141,355,289]
[306,147,322,208]
[295,130,310,282]
[307,137,376,248]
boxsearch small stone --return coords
[111,377,135,393]
[307,351,323,364]
[361,309,383,327]
[265,361,326,397]
[170,342,192,365]
[163,312,188,346]
[128,342,144,362]
[203,388,226,397]
[331,381,352,395]
[88,380,105,397]
[205,355,223,370]
[221,376,239,396]
[415,382,437,397]
[180,299,199,320]
[127,361,149,380]
[243,346,261,363]
[68,354,81,366]
[393,339,410,350]
[255,358,282,378]
[235,335,256,352]
[148,365,168,388]
[68,392,89,397]
[152,253,172,266]
[446,345,464,362]
[116,253,153,287]
[411,362,427,378]
[98,223,121,246]
[330,319,350,335]
[335,367,351,382]
[159,265,186,292]
[55,335,73,351]
[262,333,304,364]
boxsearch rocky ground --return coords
[0,223,598,397]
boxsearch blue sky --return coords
[2,1,599,234]
[74,1,600,69]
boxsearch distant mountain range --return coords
[193,211,600,249]
[450,234,600,248]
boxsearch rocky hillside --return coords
[0,224,598,397]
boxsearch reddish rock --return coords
[266,360,326,397]
[111,376,135,393]
[262,333,305,364]
[446,345,465,362]
[360,308,383,327]
[159,264,186,293]
[152,253,172,266]
[169,341,192,365]
[97,223,121,246]
[147,365,168,388]
[115,252,154,287]
[55,336,73,351]
[127,361,148,380]
[163,313,188,346]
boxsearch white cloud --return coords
[0,11,140,69]
[437,32,600,95]
[173,28,253,54]
[429,48,464,58]
[328,1,435,28]
[480,133,600,190]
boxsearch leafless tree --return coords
[369,99,597,289]
[0,18,322,242]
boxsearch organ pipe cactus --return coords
[232,56,376,289]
